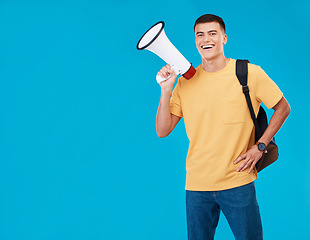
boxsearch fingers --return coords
[157,65,178,87]
[248,161,257,173]
[235,153,260,173]
[157,65,175,78]
[157,65,171,79]
[234,154,246,164]
[166,64,177,76]
[237,157,253,172]
[235,145,263,173]
[236,155,251,172]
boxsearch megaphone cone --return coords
[137,21,196,82]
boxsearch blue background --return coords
[0,0,309,239]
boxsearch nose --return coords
[202,34,210,43]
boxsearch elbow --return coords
[285,102,291,117]
[156,127,170,138]
[287,107,291,117]
[157,134,167,138]
[156,131,169,138]
[275,97,291,118]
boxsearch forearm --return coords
[258,97,291,145]
[156,88,173,137]
[235,97,290,173]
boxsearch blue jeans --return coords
[186,182,263,240]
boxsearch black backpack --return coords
[235,59,279,172]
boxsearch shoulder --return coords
[245,62,266,82]
[247,61,262,73]
[177,64,203,84]
[233,59,261,72]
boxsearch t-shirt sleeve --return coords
[255,66,283,109]
[170,80,183,117]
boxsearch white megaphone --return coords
[137,21,196,83]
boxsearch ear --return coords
[223,34,228,45]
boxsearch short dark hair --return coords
[194,14,226,33]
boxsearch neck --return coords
[202,55,230,73]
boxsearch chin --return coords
[202,55,215,61]
[201,52,221,61]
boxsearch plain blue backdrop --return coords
[0,0,309,239]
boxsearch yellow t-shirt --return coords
[170,58,283,191]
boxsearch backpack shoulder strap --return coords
[236,59,262,136]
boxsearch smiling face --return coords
[195,22,227,61]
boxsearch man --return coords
[156,14,290,240]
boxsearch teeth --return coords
[202,45,214,49]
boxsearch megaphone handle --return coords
[156,74,170,84]
[156,65,179,84]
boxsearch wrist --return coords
[255,142,267,153]
[161,87,172,95]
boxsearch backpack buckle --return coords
[242,85,249,93]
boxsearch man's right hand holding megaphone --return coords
[157,64,177,90]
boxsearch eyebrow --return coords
[196,30,217,35]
